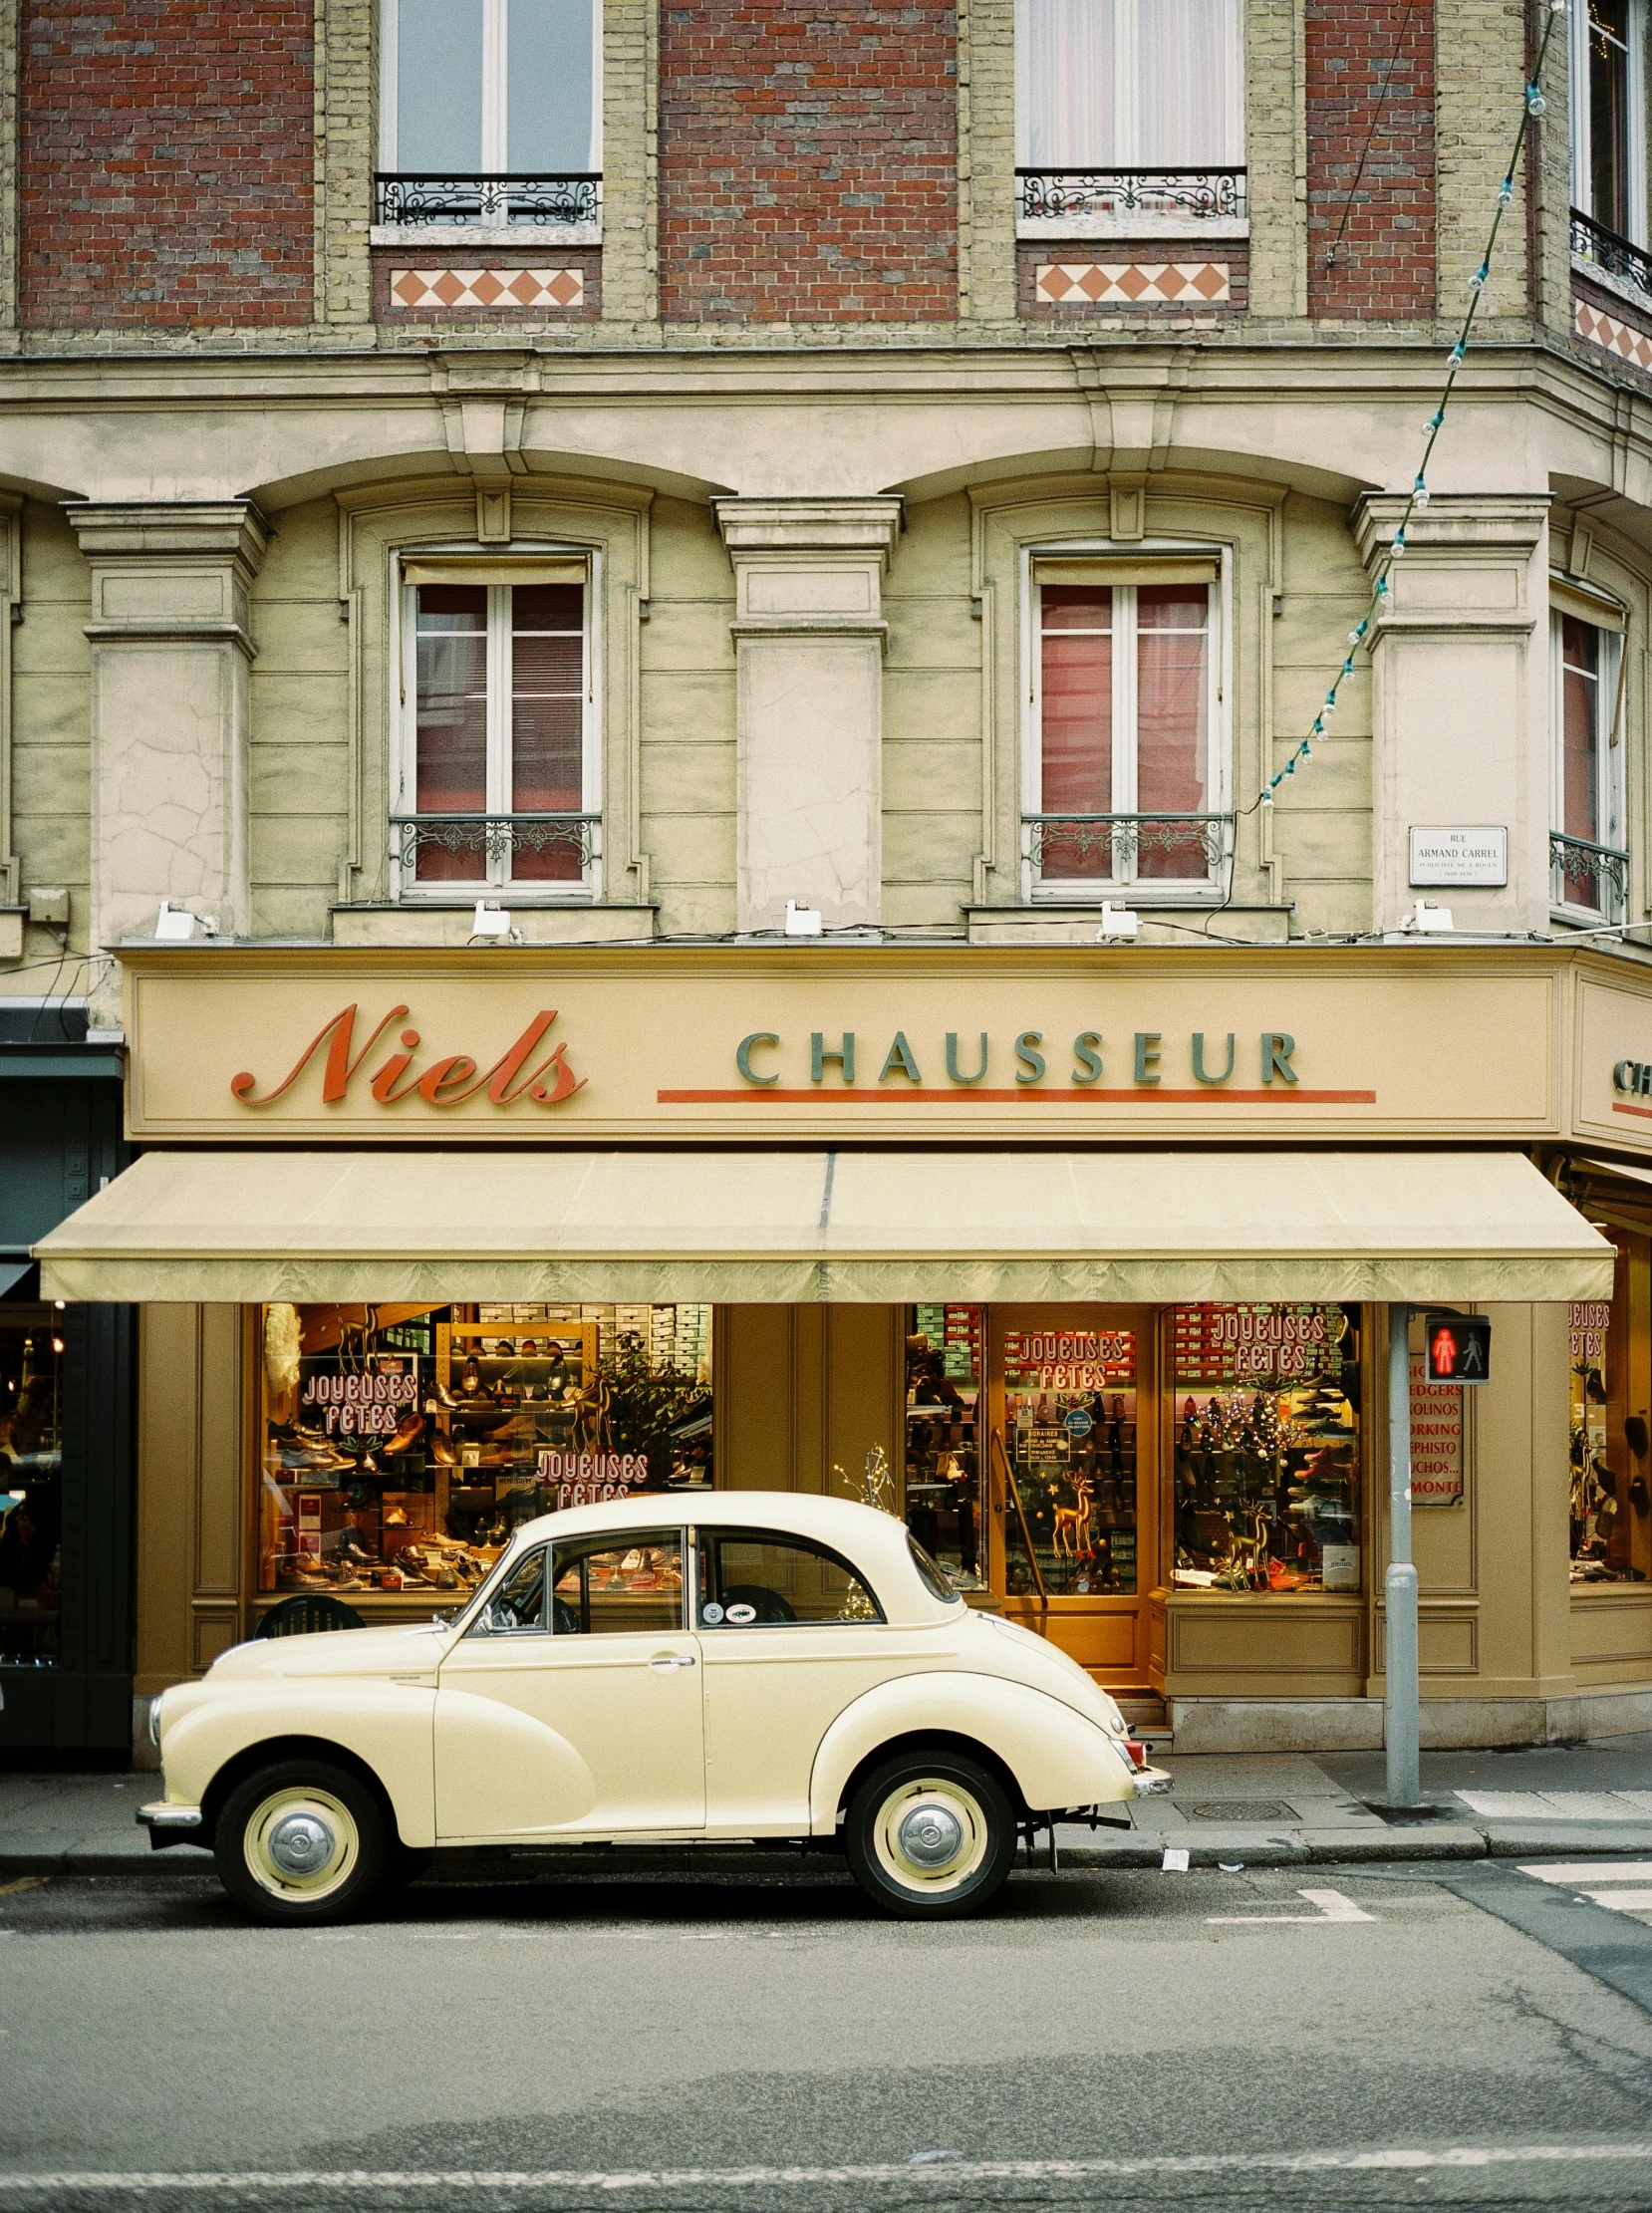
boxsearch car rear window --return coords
[907,1531,961,1605]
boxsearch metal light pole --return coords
[1385,1301,1421,1806]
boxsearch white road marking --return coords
[1517,1860,1652,1884]
[1458,1790,1652,1819]
[1579,1888,1652,1911]
[1208,1886,1376,1926]
[4,2145,1652,2192]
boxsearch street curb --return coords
[11,1822,1652,1882]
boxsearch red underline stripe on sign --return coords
[655,1087,1379,1105]
[1614,1101,1652,1118]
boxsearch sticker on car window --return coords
[701,1602,724,1625]
[725,1602,757,1625]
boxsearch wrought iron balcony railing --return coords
[374,173,602,229]
[392,811,601,881]
[1016,167,1247,228]
[1022,811,1234,883]
[1551,828,1629,922]
[1570,207,1652,304]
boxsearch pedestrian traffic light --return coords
[1423,1313,1491,1384]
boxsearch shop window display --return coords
[1569,1268,1650,1584]
[904,1306,985,1591]
[0,1306,64,1666]
[259,1301,712,1612]
[1170,1305,1361,1593]
[1001,1325,1138,1596]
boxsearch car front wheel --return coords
[214,1759,388,1925]
[844,1751,1017,1918]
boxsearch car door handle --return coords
[648,1651,697,1670]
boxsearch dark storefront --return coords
[0,1012,133,1753]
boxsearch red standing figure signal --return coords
[1423,1314,1491,1384]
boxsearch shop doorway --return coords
[987,1305,1158,1692]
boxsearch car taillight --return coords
[1121,1737,1148,1770]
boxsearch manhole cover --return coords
[1177,1800,1298,1822]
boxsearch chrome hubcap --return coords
[267,1810,336,1877]
[897,1798,964,1869]
[873,1777,990,1895]
[245,1786,358,1900]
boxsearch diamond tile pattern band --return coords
[1036,261,1231,305]
[389,268,585,311]
[1575,295,1652,371]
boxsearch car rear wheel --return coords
[214,1760,388,1925]
[844,1751,1017,1918]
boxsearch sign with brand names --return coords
[1408,827,1508,887]
[1409,1354,1465,1504]
[118,948,1563,1144]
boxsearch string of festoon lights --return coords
[1257,0,1570,809]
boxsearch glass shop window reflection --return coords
[0,1306,65,1666]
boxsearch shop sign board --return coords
[119,949,1566,1145]
[1409,1355,1465,1504]
[1408,827,1508,887]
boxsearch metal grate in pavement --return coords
[1176,1799,1299,1821]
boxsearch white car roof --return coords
[502,1489,961,1627]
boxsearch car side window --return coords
[698,1529,885,1628]
[473,1545,548,1635]
[551,1530,686,1635]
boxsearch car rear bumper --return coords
[137,1801,205,1850]
[1131,1765,1173,1797]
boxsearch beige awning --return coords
[33,1148,1613,1306]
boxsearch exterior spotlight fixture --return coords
[154,900,218,941]
[1403,899,1456,934]
[784,900,823,937]
[1096,901,1141,943]
[469,901,515,942]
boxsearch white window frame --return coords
[392,552,603,905]
[378,0,604,250]
[1019,542,1232,904]
[1549,595,1627,925]
[1570,0,1648,245]
[1014,0,1247,239]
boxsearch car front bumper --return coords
[138,1801,205,1850]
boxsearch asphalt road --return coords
[5,1857,1652,2213]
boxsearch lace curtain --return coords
[1017,0,1243,167]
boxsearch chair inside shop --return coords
[254,1593,367,1638]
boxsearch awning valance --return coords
[33,1148,1614,1306]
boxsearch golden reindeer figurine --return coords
[1051,1472,1096,1562]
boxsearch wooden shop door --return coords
[987,1304,1158,1692]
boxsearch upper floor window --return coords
[379,0,601,229]
[395,563,600,900]
[1024,558,1227,894]
[1016,0,1245,232]
[1550,594,1627,923]
[1571,0,1647,246]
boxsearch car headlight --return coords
[147,1694,163,1750]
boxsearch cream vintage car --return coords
[140,1491,1169,1921]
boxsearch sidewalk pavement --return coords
[8,1734,1652,1877]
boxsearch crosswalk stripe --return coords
[1516,1861,1652,1884]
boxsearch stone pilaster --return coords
[1354,492,1549,935]
[68,502,269,957]
[714,497,903,934]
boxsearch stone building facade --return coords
[8,0,1652,1753]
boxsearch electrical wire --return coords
[1250,0,1569,820]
